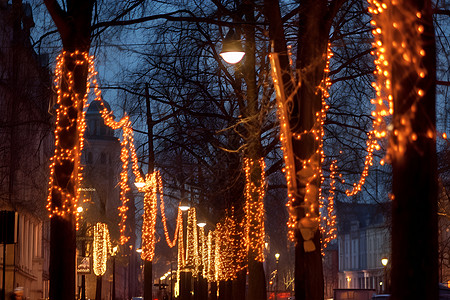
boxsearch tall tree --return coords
[43,1,94,299]
[264,0,345,298]
[390,0,438,298]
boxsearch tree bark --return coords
[44,1,94,300]
[390,0,438,298]
[231,269,246,300]
[95,276,102,300]
[143,84,154,300]
[264,0,333,298]
[242,0,267,298]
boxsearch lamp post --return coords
[76,206,87,300]
[111,246,118,300]
[219,29,245,64]
[275,253,280,300]
[381,257,388,293]
[179,201,190,300]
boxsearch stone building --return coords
[336,201,390,294]
[0,1,53,299]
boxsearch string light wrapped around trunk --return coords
[243,157,266,262]
[46,51,91,221]
[93,222,111,276]
[185,207,199,274]
[140,172,158,261]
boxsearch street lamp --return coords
[381,257,388,293]
[220,29,245,64]
[179,199,190,212]
[134,181,145,189]
[111,246,118,300]
[275,253,280,300]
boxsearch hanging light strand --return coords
[244,157,266,262]
[93,222,111,276]
[47,51,91,221]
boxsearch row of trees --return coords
[33,0,449,299]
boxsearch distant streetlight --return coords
[111,246,118,300]
[220,29,245,64]
[77,206,84,213]
[197,222,206,228]
[275,253,280,300]
[136,248,143,253]
[134,181,145,189]
[381,257,388,293]
[179,199,190,212]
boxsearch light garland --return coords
[93,222,111,276]
[269,53,321,245]
[140,172,158,261]
[185,207,199,274]
[244,158,266,262]
[320,160,338,251]
[212,210,247,282]
[199,225,208,278]
[46,51,91,221]
[206,231,216,282]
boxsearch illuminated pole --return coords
[143,83,155,300]
[381,257,388,293]
[112,246,118,300]
[179,202,190,300]
[275,253,280,300]
[77,206,86,300]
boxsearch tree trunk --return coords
[390,0,438,298]
[44,1,94,299]
[209,281,218,300]
[264,0,332,299]
[143,84,154,300]
[144,260,152,300]
[242,0,267,298]
[95,276,102,300]
[231,269,246,300]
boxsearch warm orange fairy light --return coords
[244,158,266,262]
[93,222,111,276]
[206,231,216,282]
[178,218,186,270]
[213,208,246,281]
[270,51,325,244]
[185,207,199,274]
[198,225,207,277]
[320,161,338,252]
[140,172,158,261]
[345,0,394,196]
[47,51,91,223]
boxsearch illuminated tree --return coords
[43,1,94,299]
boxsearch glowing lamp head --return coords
[197,222,207,228]
[179,199,190,212]
[77,206,84,213]
[134,181,145,189]
[275,253,280,260]
[136,248,142,253]
[112,246,118,256]
[381,257,388,266]
[220,29,245,64]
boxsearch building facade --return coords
[336,201,390,293]
[0,1,53,299]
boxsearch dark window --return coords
[100,153,106,164]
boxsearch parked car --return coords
[371,295,390,300]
